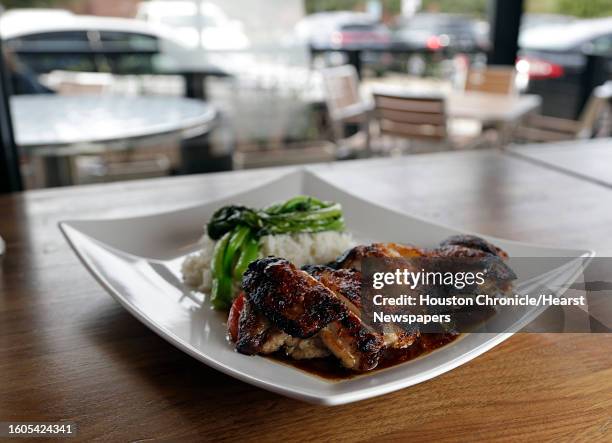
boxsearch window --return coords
[591,34,612,55]
[8,32,90,52]
[99,32,159,53]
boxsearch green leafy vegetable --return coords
[206,196,346,309]
[207,196,344,240]
[207,206,260,240]
[210,232,232,309]
[210,275,233,310]
[223,226,251,273]
[233,236,259,281]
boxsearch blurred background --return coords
[0,0,610,190]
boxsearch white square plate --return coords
[59,170,593,405]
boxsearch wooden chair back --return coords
[373,93,447,141]
[465,66,516,95]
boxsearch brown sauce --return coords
[268,333,460,381]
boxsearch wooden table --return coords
[1,150,611,441]
[509,138,612,188]
[369,84,541,124]
[446,91,541,125]
[369,85,541,146]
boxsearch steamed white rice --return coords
[181,231,355,293]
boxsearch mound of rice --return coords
[181,231,355,293]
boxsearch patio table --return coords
[508,138,612,188]
[370,84,542,145]
[446,91,541,124]
[11,94,217,186]
[0,148,610,440]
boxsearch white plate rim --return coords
[58,168,595,405]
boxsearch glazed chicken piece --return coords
[302,265,386,370]
[331,235,509,271]
[331,242,425,271]
[302,265,362,308]
[305,265,418,350]
[318,311,383,370]
[238,257,384,371]
[436,235,508,259]
[432,235,515,293]
[331,235,513,292]
[231,235,513,372]
[233,293,331,358]
[241,257,347,338]
[236,259,416,371]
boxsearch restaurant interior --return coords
[0,0,610,441]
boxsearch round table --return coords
[11,95,217,186]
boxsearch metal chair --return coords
[515,82,612,143]
[320,65,372,157]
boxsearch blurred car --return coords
[136,1,250,51]
[294,12,391,50]
[518,17,612,118]
[0,9,185,75]
[520,13,576,31]
[392,13,485,53]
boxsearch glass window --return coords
[98,32,159,52]
[591,34,612,55]
[7,32,91,52]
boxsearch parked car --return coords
[0,9,185,75]
[518,17,612,118]
[520,13,576,31]
[136,1,250,51]
[392,13,485,53]
[294,12,391,50]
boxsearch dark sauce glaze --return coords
[268,333,460,381]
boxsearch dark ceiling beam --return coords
[488,0,525,66]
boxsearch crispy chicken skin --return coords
[235,301,307,355]
[303,265,362,309]
[437,235,508,259]
[303,266,384,370]
[242,257,348,338]
[431,235,515,285]
[304,265,417,350]
[331,236,508,271]
[236,298,331,358]
[240,260,384,370]
[235,300,273,354]
[330,242,426,270]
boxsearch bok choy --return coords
[206,196,346,309]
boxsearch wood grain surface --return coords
[1,149,611,442]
